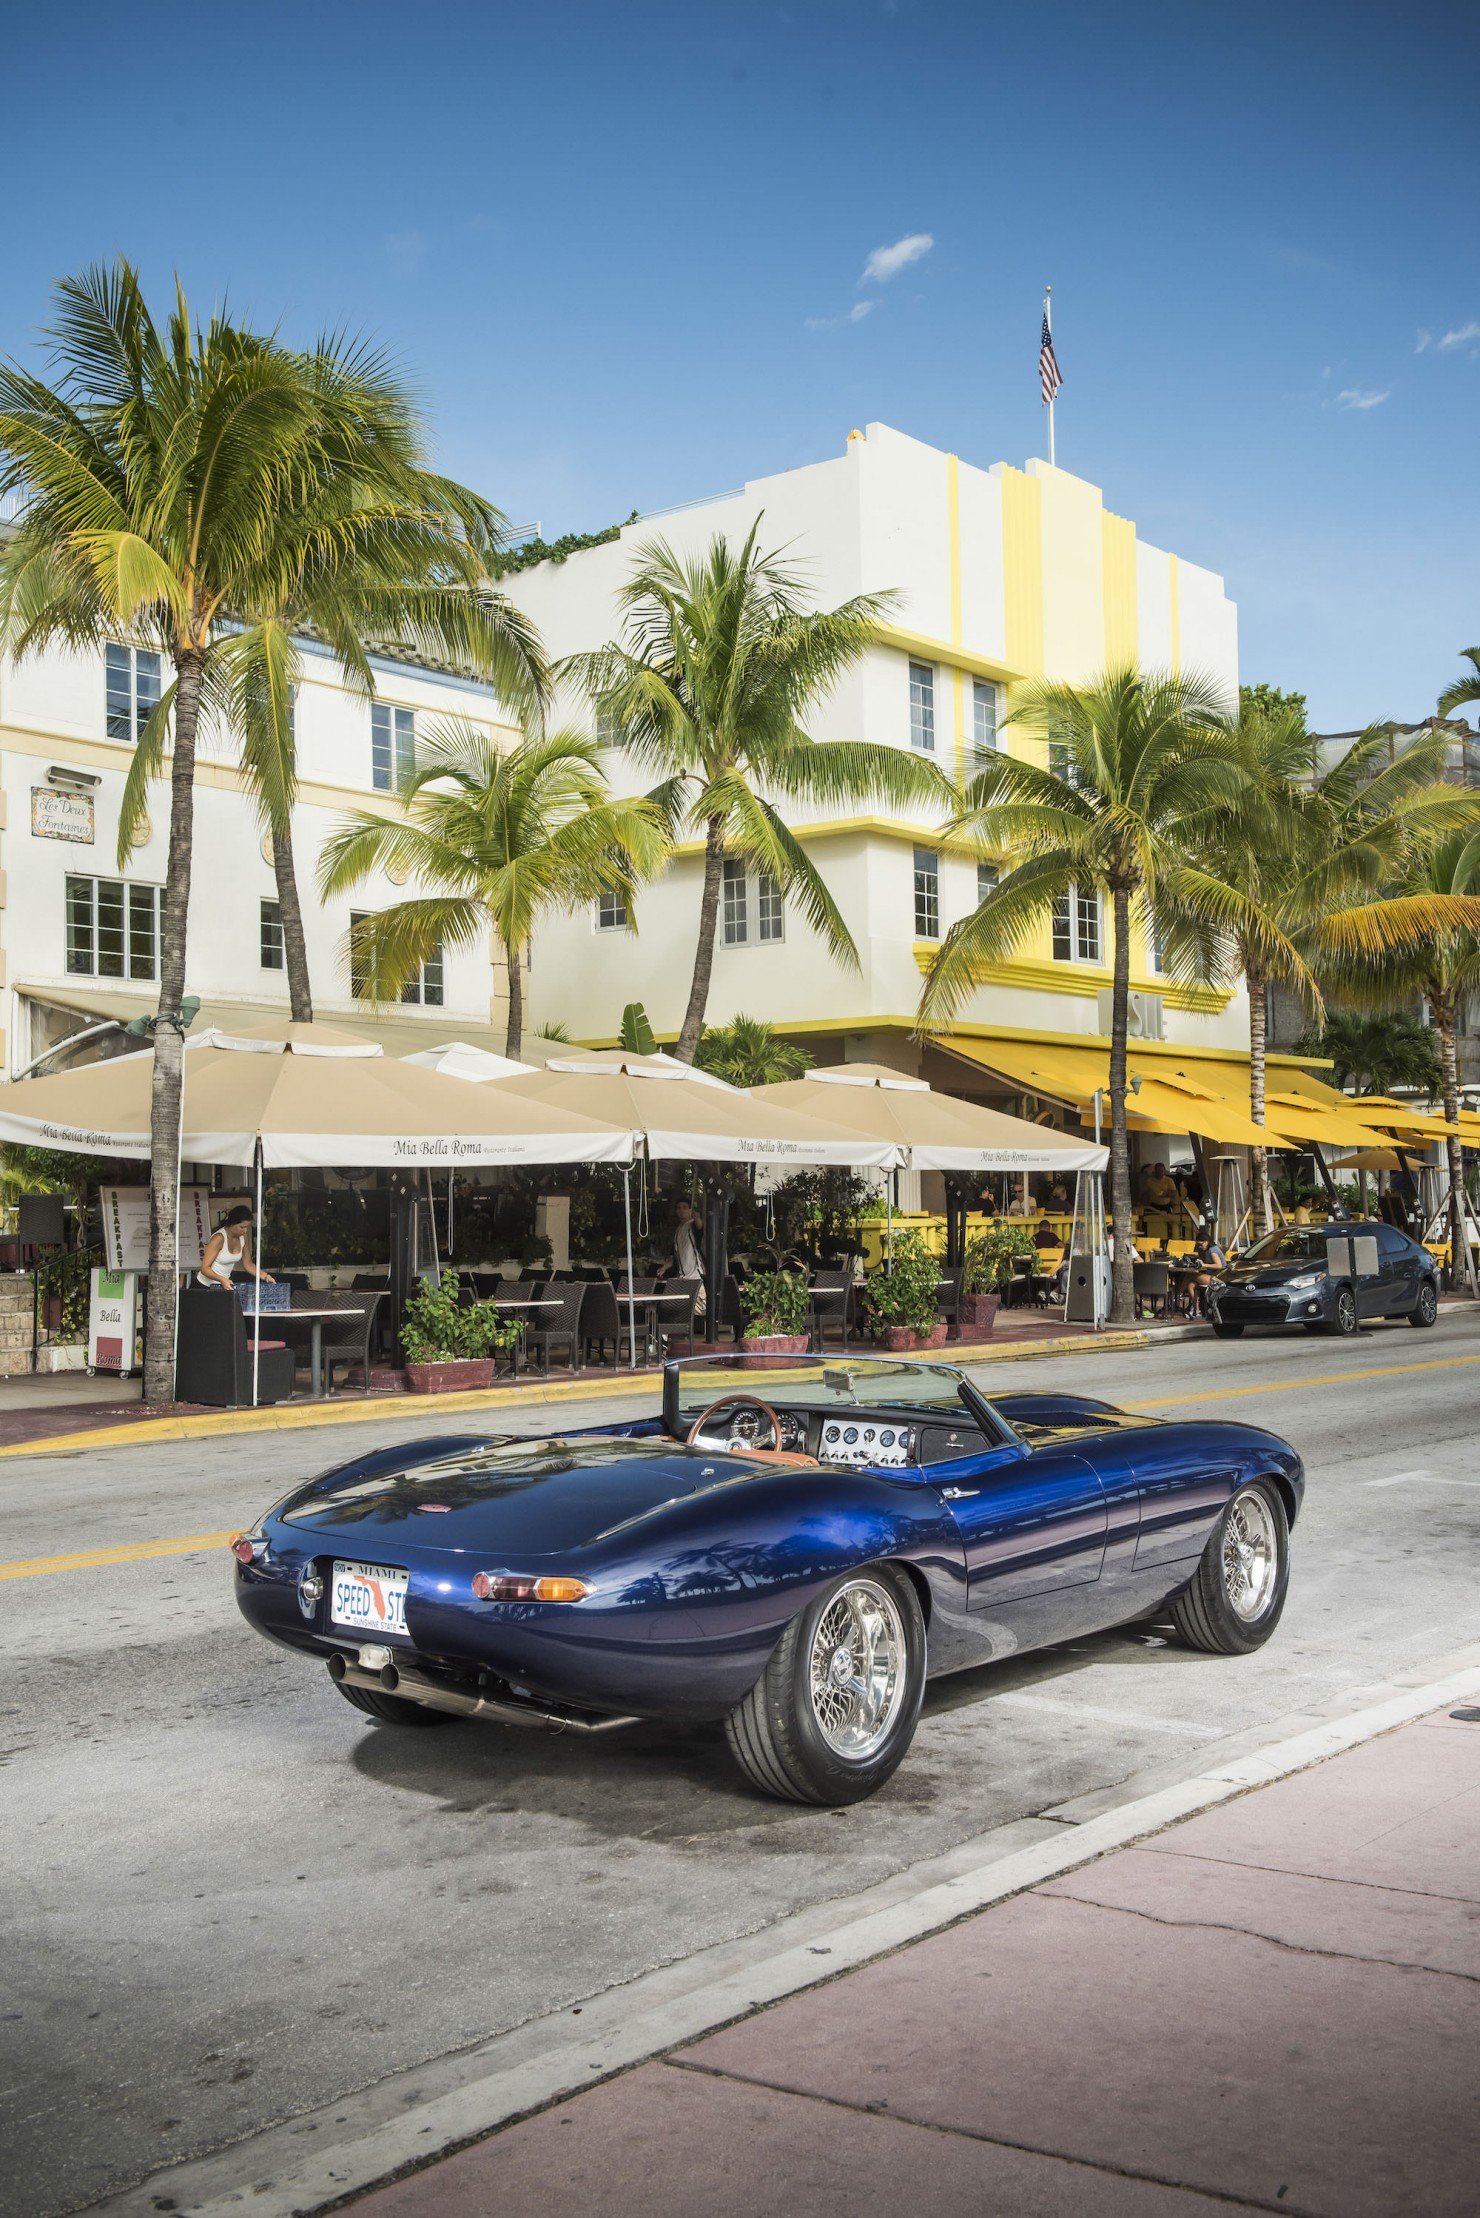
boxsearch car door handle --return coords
[940,1485,979,1500]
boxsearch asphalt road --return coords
[4,1316,1479,2218]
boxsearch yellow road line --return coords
[1,1531,234,1581]
[1129,1351,1480,1413]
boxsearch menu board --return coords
[100,1185,213,1273]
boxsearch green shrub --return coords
[400,1272,523,1365]
[740,1268,810,1338]
[962,1222,1038,1294]
[863,1231,941,1335]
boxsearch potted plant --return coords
[401,1271,523,1393]
[739,1268,811,1353]
[961,1222,1038,1329]
[862,1232,947,1350]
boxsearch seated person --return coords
[975,1184,998,1218]
[1188,1227,1227,1314]
[1138,1161,1181,1213]
[1033,1217,1059,1249]
[1044,1177,1070,1213]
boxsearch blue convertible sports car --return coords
[234,1353,1305,1805]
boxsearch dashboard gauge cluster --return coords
[820,1417,914,1468]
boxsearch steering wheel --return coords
[687,1393,784,1454]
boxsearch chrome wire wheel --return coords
[1222,1489,1279,1622]
[808,1578,907,1760]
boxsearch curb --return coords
[0,1330,1149,1462]
[91,1650,1480,2218]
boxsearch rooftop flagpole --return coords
[1040,286,1063,466]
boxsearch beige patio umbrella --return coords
[487,1055,900,1169]
[0,1021,635,1168]
[753,1063,1108,1173]
[401,1039,534,1083]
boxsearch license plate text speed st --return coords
[330,1560,409,1636]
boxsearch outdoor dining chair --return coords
[580,1280,640,1368]
[1004,1254,1035,1309]
[936,1266,964,1339]
[320,1290,385,1396]
[1133,1261,1170,1319]
[524,1280,587,1375]
[807,1268,852,1350]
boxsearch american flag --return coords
[1039,309,1063,406]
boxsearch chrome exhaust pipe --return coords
[327,1652,638,1735]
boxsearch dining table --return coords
[243,1304,366,1400]
[490,1296,560,1374]
[619,1289,694,1363]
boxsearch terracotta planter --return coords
[960,1291,1002,1332]
[883,1323,941,1351]
[404,1358,497,1394]
[739,1333,810,1354]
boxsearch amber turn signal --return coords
[471,1572,588,1604]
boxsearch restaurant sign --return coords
[31,786,95,844]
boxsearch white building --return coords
[507,422,1248,1089]
[0,630,522,1073]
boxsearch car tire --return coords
[1211,1321,1244,1339]
[1327,1286,1359,1336]
[1407,1280,1439,1328]
[334,1675,454,1727]
[725,1563,926,1806]
[1170,1479,1290,1656]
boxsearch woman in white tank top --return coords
[198,1205,275,1292]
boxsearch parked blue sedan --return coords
[234,1353,1304,1805]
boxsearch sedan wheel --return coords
[1408,1280,1439,1328]
[1328,1286,1359,1336]
[726,1564,926,1804]
[1171,1479,1290,1655]
[1211,1320,1244,1339]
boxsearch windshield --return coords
[665,1352,977,1426]
[1242,1228,1336,1265]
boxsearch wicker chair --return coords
[807,1269,853,1350]
[524,1280,588,1374]
[935,1267,964,1339]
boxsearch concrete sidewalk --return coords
[348,1703,1480,2218]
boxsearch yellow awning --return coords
[1261,1091,1401,1151]
[942,1038,1296,1151]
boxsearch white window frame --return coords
[260,897,285,971]
[719,861,784,949]
[595,884,628,932]
[914,846,940,940]
[371,703,416,792]
[1051,883,1102,964]
[105,642,161,745]
[350,908,445,1005]
[65,874,164,980]
[909,661,936,752]
[977,861,999,907]
[971,679,1000,761]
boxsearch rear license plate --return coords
[330,1560,409,1636]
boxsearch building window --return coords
[1146,906,1165,974]
[66,875,164,980]
[720,862,784,948]
[977,862,999,906]
[350,910,444,1005]
[1051,884,1102,963]
[909,661,936,752]
[595,884,628,931]
[594,700,622,749]
[105,643,161,744]
[914,846,940,940]
[260,898,285,970]
[371,703,416,792]
[972,680,999,760]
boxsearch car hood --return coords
[1221,1260,1323,1287]
[275,1435,750,1557]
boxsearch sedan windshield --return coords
[1241,1228,1335,1265]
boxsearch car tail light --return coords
[231,1533,266,1564]
[471,1572,588,1604]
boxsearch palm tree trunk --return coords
[505,944,523,1059]
[1434,986,1476,1294]
[1108,883,1135,1326]
[271,815,314,1023]
[1246,961,1270,1237]
[144,647,203,1407]
[676,818,726,1064]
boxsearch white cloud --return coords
[861,231,934,284]
[1436,320,1480,352]
[848,300,876,323]
[1336,387,1390,411]
[1416,328,1432,353]
[806,299,878,332]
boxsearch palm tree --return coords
[0,262,544,1400]
[1314,828,1480,1287]
[318,719,665,1056]
[1437,647,1480,719]
[695,1014,813,1087]
[573,522,950,1061]
[1293,1010,1441,1098]
[1187,714,1465,1234]
[918,666,1303,1324]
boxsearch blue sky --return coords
[3,0,1476,729]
